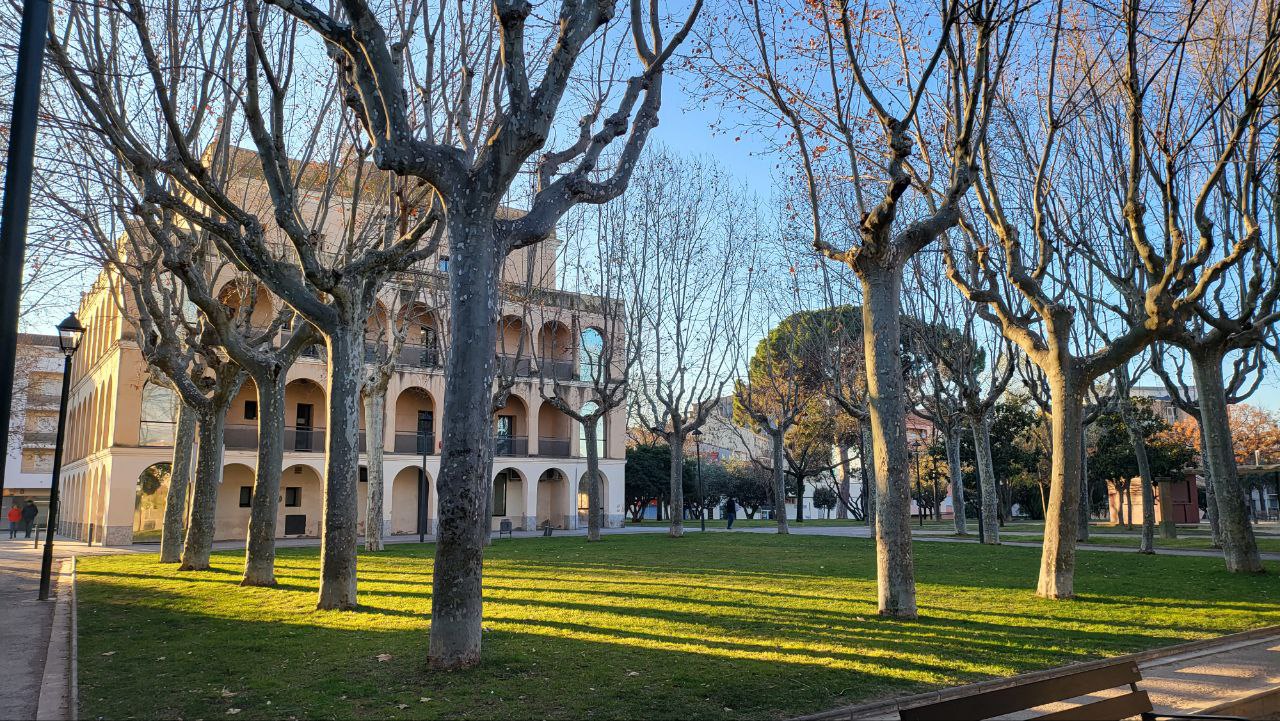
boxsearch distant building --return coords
[1130,385,1195,425]
[694,396,770,465]
[3,334,68,526]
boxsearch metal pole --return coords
[914,447,923,527]
[419,452,428,543]
[38,353,71,600]
[0,0,53,502]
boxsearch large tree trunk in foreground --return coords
[668,429,686,538]
[971,415,999,544]
[243,375,287,585]
[1200,432,1221,547]
[861,424,876,535]
[317,329,364,610]
[947,426,966,535]
[160,403,197,564]
[1191,348,1263,573]
[179,410,226,571]
[861,267,916,618]
[363,389,387,552]
[430,225,501,669]
[584,420,603,541]
[1037,372,1082,599]
[771,430,789,535]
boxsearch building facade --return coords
[56,156,627,546]
[3,334,68,525]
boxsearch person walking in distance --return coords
[20,500,38,538]
[7,502,21,539]
[724,497,737,530]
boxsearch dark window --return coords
[359,467,368,484]
[244,400,257,420]
[239,487,252,507]
[285,487,301,507]
[492,474,509,516]
[438,255,449,272]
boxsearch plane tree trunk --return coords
[947,425,966,535]
[363,386,388,552]
[1191,347,1263,573]
[242,374,287,585]
[160,403,197,564]
[1037,370,1083,599]
[179,409,228,572]
[317,328,365,610]
[971,414,1000,544]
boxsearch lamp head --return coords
[57,312,85,357]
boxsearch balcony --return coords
[393,432,436,455]
[537,437,571,457]
[497,354,532,377]
[224,424,258,450]
[21,431,57,447]
[397,344,441,369]
[538,359,577,381]
[225,424,324,452]
[25,393,62,408]
[493,435,529,457]
[138,421,176,447]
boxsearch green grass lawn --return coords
[76,534,1280,720]
[627,517,864,528]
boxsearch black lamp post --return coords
[912,439,924,527]
[692,429,705,532]
[38,312,84,601]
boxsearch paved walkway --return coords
[65,522,1280,561]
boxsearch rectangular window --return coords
[244,400,257,420]
[239,487,252,507]
[285,487,301,507]
[492,478,507,516]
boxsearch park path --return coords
[0,538,56,721]
[51,522,1280,561]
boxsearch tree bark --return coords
[837,445,851,520]
[1190,348,1263,573]
[179,409,226,571]
[1200,432,1222,547]
[947,425,966,535]
[160,403,197,564]
[317,328,364,610]
[1120,401,1157,554]
[771,430,789,535]
[861,424,876,534]
[860,267,916,618]
[242,374,286,585]
[430,222,501,669]
[667,429,686,538]
[584,419,603,541]
[363,388,387,552]
[1037,371,1083,599]
[971,414,1000,544]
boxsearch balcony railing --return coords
[286,426,324,452]
[22,431,57,447]
[397,344,441,369]
[537,437,571,457]
[138,421,176,447]
[224,424,258,450]
[25,393,62,408]
[538,359,577,381]
[393,432,436,455]
[493,435,529,457]
[497,354,532,378]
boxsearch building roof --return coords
[17,334,61,348]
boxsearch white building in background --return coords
[3,334,68,525]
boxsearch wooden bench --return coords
[898,659,1246,721]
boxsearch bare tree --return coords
[698,0,1018,617]
[626,150,755,538]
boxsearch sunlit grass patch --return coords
[76,533,1279,720]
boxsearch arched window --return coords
[579,327,604,380]
[139,382,178,446]
[577,402,605,458]
[492,470,514,516]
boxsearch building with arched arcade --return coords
[55,152,627,546]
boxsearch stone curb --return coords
[35,558,76,721]
[792,625,1280,721]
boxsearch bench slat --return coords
[1033,690,1152,720]
[898,661,1143,721]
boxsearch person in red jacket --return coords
[7,502,21,539]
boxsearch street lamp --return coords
[911,439,924,527]
[692,429,705,532]
[39,312,84,601]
